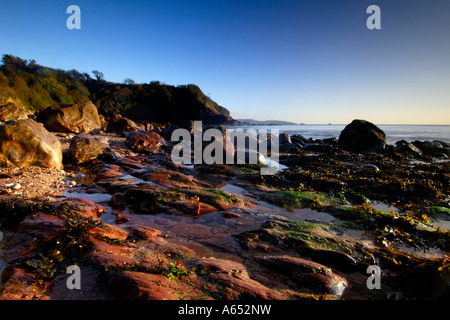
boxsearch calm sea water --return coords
[227,124,450,145]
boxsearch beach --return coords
[0,121,448,300]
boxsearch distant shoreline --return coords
[225,123,450,144]
[230,123,450,126]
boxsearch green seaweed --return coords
[260,190,342,210]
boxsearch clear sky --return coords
[0,0,449,124]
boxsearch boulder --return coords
[0,102,28,122]
[290,134,308,146]
[91,163,123,181]
[37,101,101,133]
[106,114,143,133]
[69,134,111,164]
[394,141,423,158]
[338,119,386,153]
[412,140,450,157]
[99,114,108,131]
[0,119,63,169]
[126,131,165,152]
[279,133,292,145]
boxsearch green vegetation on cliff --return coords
[0,55,90,110]
[0,54,233,124]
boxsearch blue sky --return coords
[0,0,449,124]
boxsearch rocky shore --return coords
[0,102,448,300]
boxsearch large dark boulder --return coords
[0,119,63,169]
[338,119,386,153]
[37,101,101,133]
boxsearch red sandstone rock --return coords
[68,197,107,220]
[113,212,130,224]
[126,131,165,152]
[87,251,138,269]
[4,212,67,263]
[255,255,348,296]
[106,271,179,300]
[89,223,129,240]
[128,225,162,240]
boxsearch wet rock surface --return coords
[126,131,165,152]
[0,119,448,301]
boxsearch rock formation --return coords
[0,102,28,122]
[338,119,386,152]
[0,119,63,169]
[69,134,111,164]
[37,101,102,133]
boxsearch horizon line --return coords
[228,123,450,126]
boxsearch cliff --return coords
[0,54,235,125]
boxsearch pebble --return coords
[12,183,22,190]
[69,180,77,187]
[2,183,21,191]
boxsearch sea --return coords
[226,124,450,146]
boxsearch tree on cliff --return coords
[123,78,136,85]
[92,70,104,82]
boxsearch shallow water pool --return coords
[433,218,450,231]
[64,191,112,203]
